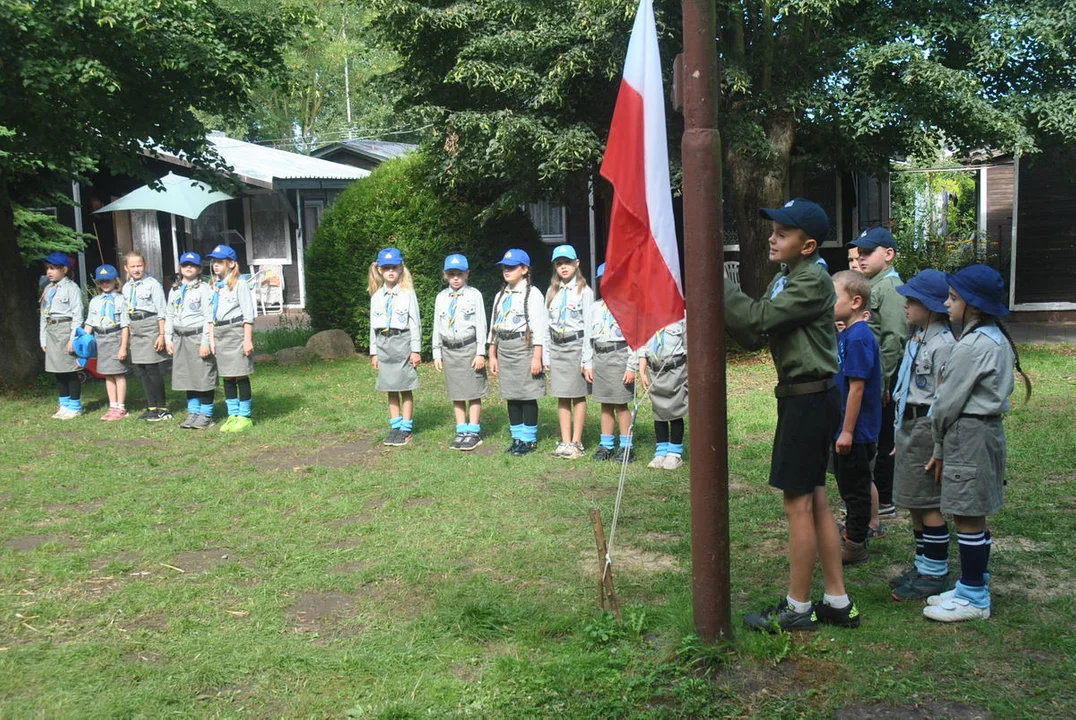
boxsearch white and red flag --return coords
[599,0,684,350]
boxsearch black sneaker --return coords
[878,503,897,518]
[888,566,919,589]
[505,439,523,454]
[814,598,861,628]
[136,409,154,421]
[612,446,636,464]
[744,598,818,633]
[512,440,537,456]
[384,429,402,446]
[450,433,465,450]
[146,408,172,422]
[458,433,482,452]
[592,446,614,461]
[397,430,413,446]
[179,413,199,429]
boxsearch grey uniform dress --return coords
[584,300,637,405]
[84,291,129,376]
[39,277,84,373]
[641,318,689,421]
[546,279,593,398]
[432,285,488,401]
[931,325,1014,517]
[892,322,955,508]
[489,283,548,401]
[370,285,421,392]
[166,280,217,391]
[123,276,168,365]
[211,279,256,378]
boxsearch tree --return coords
[0,0,287,385]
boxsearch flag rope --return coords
[602,380,641,583]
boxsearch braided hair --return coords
[523,273,532,348]
[995,318,1032,401]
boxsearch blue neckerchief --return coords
[447,290,462,328]
[770,275,788,300]
[102,293,116,324]
[126,278,143,310]
[496,288,519,327]
[384,288,398,328]
[974,324,1004,345]
[211,280,226,322]
[653,328,665,354]
[816,256,829,269]
[44,283,58,315]
[556,284,570,329]
[893,331,922,430]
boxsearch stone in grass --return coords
[276,346,316,365]
[253,353,278,365]
[306,329,356,360]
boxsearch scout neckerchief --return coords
[601,302,616,336]
[384,286,398,328]
[101,292,117,326]
[211,280,227,322]
[770,273,788,300]
[496,287,520,328]
[652,328,665,356]
[126,278,143,310]
[173,279,197,312]
[447,289,462,329]
[555,281,573,330]
[43,281,59,317]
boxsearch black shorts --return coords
[770,385,841,495]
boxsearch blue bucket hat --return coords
[207,245,237,261]
[44,252,72,268]
[947,264,1008,317]
[443,253,468,271]
[595,262,606,279]
[94,264,119,282]
[760,198,830,242]
[849,226,897,250]
[377,247,403,267]
[897,269,949,314]
[496,249,531,267]
[179,252,202,266]
[551,244,578,262]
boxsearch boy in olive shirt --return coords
[725,198,861,632]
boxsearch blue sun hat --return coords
[377,247,403,267]
[496,249,531,267]
[947,264,1008,317]
[179,252,201,267]
[759,198,830,242]
[443,253,468,271]
[897,269,949,314]
[44,251,72,268]
[551,245,578,261]
[596,262,606,278]
[207,245,237,261]
[94,264,119,282]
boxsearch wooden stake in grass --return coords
[590,507,621,621]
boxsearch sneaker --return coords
[179,413,200,429]
[888,566,919,589]
[878,503,897,518]
[869,525,887,540]
[892,573,950,602]
[612,446,636,464]
[512,440,537,456]
[926,573,989,605]
[227,416,253,433]
[923,595,990,622]
[218,415,240,432]
[189,414,216,430]
[51,407,67,419]
[551,441,571,458]
[648,454,667,469]
[663,453,684,470]
[384,428,402,446]
[56,407,82,420]
[566,442,586,459]
[744,598,818,632]
[458,433,482,452]
[814,598,862,628]
[396,430,412,446]
[100,408,122,421]
[505,439,523,454]
[841,536,869,566]
[451,432,465,450]
[146,408,172,422]
[136,409,155,421]
[592,446,614,461]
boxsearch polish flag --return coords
[599,0,684,350]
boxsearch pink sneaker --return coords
[101,408,128,421]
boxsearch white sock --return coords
[786,595,812,613]
[823,593,850,609]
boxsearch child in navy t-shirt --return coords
[832,270,882,565]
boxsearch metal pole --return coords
[681,0,731,640]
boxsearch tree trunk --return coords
[724,113,797,298]
[0,175,45,387]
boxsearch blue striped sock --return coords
[59,396,70,410]
[200,403,215,419]
[600,434,615,449]
[667,442,684,455]
[238,399,252,418]
[510,423,524,440]
[226,397,240,416]
[522,425,538,442]
[400,419,413,433]
[466,423,481,434]
[956,530,990,586]
[619,434,632,449]
[456,423,467,434]
[68,397,82,412]
[654,442,669,457]
[187,398,200,415]
[390,416,403,430]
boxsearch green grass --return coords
[0,345,1073,717]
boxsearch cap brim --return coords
[760,207,799,229]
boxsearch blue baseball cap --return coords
[760,198,830,243]
[897,269,949,314]
[94,264,119,282]
[551,245,578,262]
[443,253,469,271]
[377,247,403,267]
[947,264,1008,317]
[849,226,897,250]
[207,245,237,261]
[497,249,531,267]
[44,252,72,268]
[596,262,606,278]
[179,252,202,266]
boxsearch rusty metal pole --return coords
[681,0,731,640]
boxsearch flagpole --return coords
[681,0,731,639]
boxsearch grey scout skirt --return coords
[213,322,254,378]
[591,345,634,405]
[893,416,940,509]
[441,338,488,401]
[171,327,217,392]
[646,359,688,421]
[495,334,545,401]
[548,336,589,399]
[375,330,419,392]
[940,416,1005,516]
[129,315,168,365]
[44,320,80,373]
[92,327,128,376]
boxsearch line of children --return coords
[84,264,130,420]
[123,251,172,421]
[584,263,637,463]
[166,252,217,430]
[545,245,593,459]
[369,247,421,446]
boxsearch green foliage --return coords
[305,153,544,353]
[12,205,86,265]
[891,167,979,277]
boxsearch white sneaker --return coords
[551,442,571,458]
[926,588,957,606]
[51,407,67,419]
[648,454,667,469]
[663,453,684,470]
[566,442,586,459]
[923,595,990,622]
[56,407,82,420]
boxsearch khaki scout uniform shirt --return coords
[166,280,214,347]
[370,286,422,354]
[583,299,638,371]
[432,285,486,360]
[866,268,909,382]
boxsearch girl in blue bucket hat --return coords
[921,264,1032,623]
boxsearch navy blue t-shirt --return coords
[835,320,882,443]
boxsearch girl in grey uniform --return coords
[123,251,171,421]
[887,270,955,601]
[923,265,1031,623]
[488,248,548,456]
[84,264,130,420]
[545,244,593,460]
[207,245,257,433]
[583,263,637,463]
[39,252,84,419]
[639,317,688,470]
[432,253,488,451]
[166,252,217,430]
[369,247,421,446]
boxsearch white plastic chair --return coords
[257,265,285,314]
[724,260,740,285]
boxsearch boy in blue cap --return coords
[725,198,860,632]
[40,252,85,419]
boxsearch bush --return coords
[305,153,547,354]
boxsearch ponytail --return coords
[367,262,383,296]
[996,319,1032,402]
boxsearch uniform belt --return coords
[653,354,687,371]
[441,335,477,350]
[903,404,930,420]
[93,326,123,336]
[959,413,999,420]
[46,317,72,325]
[496,330,525,341]
[774,377,835,398]
[550,330,584,344]
[214,317,246,327]
[128,311,157,320]
[173,326,204,337]
[594,341,628,353]
[378,327,407,336]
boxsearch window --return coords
[245,192,292,264]
[527,201,566,244]
[191,202,228,256]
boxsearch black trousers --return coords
[874,372,899,505]
[835,441,877,544]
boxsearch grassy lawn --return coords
[0,342,1072,718]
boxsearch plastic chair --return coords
[257,264,285,314]
[724,260,740,285]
